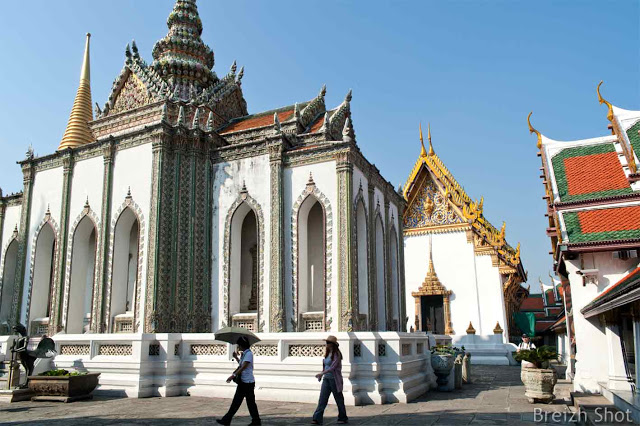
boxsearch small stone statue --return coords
[454,354,463,389]
[462,352,472,384]
[10,323,56,387]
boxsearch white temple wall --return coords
[111,143,153,326]
[211,154,271,331]
[372,188,386,225]
[0,204,20,326]
[283,161,337,331]
[352,166,369,206]
[566,254,640,392]
[68,156,104,221]
[21,166,64,322]
[1,205,21,252]
[403,231,480,335]
[473,254,507,337]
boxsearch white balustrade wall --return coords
[51,332,437,405]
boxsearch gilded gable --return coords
[404,172,463,229]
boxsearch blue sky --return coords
[0,1,638,292]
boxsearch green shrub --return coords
[513,345,557,368]
[40,369,86,377]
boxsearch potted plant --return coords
[514,346,558,404]
[28,369,101,402]
[430,345,456,391]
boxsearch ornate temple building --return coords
[402,125,528,363]
[0,0,407,339]
[531,82,640,419]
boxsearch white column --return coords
[605,321,633,391]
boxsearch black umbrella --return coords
[214,326,261,346]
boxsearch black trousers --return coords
[221,381,260,423]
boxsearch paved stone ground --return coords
[0,366,574,425]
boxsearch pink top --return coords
[321,355,343,393]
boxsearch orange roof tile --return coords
[308,115,324,133]
[578,206,640,233]
[521,296,544,311]
[564,152,629,196]
[220,109,294,134]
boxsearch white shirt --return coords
[518,341,536,350]
[239,349,255,383]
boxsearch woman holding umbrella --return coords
[216,335,261,426]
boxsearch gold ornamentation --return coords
[111,73,151,116]
[527,112,542,150]
[597,81,614,122]
[493,321,503,334]
[466,321,476,334]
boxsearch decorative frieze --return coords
[149,344,160,356]
[288,344,324,357]
[253,344,278,357]
[190,344,227,356]
[60,344,90,356]
[98,344,133,356]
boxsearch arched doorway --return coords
[66,216,97,334]
[412,249,454,335]
[110,208,140,333]
[298,196,325,331]
[29,223,56,335]
[0,239,18,329]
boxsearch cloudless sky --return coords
[0,1,638,293]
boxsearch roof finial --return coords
[428,123,434,156]
[274,112,282,133]
[419,123,427,157]
[597,81,614,122]
[527,112,542,149]
[206,111,214,131]
[59,33,94,150]
[342,116,355,143]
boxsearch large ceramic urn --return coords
[520,367,557,404]
[431,353,455,390]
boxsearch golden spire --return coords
[428,123,434,156]
[597,81,614,122]
[419,123,427,157]
[59,33,94,151]
[527,112,542,149]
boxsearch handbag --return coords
[233,351,245,384]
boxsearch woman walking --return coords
[312,335,348,425]
[216,336,261,426]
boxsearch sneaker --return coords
[311,421,321,425]
[337,421,349,424]
[248,421,262,426]
[216,420,230,426]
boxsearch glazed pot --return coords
[520,368,557,404]
[431,353,455,389]
[28,372,100,402]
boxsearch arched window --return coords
[298,196,325,330]
[0,239,18,327]
[29,224,56,335]
[355,200,368,326]
[110,208,139,333]
[375,215,386,331]
[389,226,400,331]
[67,216,97,334]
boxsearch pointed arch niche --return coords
[105,194,145,333]
[63,205,100,334]
[291,178,332,332]
[0,231,18,328]
[222,189,265,332]
[26,214,59,336]
[411,247,454,335]
[374,209,386,331]
[354,191,369,330]
[389,223,400,330]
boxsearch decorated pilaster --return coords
[268,141,285,332]
[95,140,116,332]
[384,198,393,330]
[336,149,355,331]
[11,154,34,326]
[50,151,74,333]
[397,201,407,331]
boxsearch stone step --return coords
[570,392,634,425]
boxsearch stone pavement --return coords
[0,366,574,425]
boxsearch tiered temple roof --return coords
[530,81,640,256]
[402,124,524,276]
